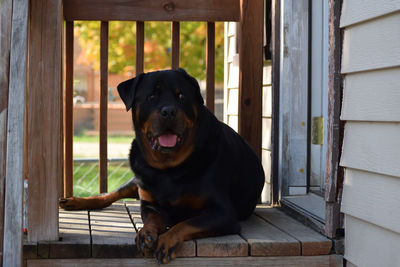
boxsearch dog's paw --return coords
[136,226,159,255]
[59,197,84,210]
[154,231,182,264]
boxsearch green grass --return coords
[73,134,133,144]
[72,134,134,196]
[73,161,134,197]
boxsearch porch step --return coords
[24,201,333,262]
[27,255,343,267]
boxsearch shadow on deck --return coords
[24,201,342,266]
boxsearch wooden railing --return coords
[63,0,248,197]
[1,0,263,262]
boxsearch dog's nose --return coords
[160,106,177,119]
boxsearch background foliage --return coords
[75,21,224,83]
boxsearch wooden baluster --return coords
[99,21,108,193]
[206,22,215,113]
[171,22,180,69]
[136,21,144,75]
[65,21,74,197]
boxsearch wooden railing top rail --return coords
[63,0,240,22]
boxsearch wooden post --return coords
[0,0,14,264]
[64,21,74,197]
[3,0,29,265]
[0,0,14,261]
[206,22,215,113]
[27,0,63,242]
[271,0,281,205]
[136,21,144,75]
[99,21,109,193]
[324,0,344,239]
[171,22,180,69]
[238,0,264,159]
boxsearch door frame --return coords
[270,0,344,238]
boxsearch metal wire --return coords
[73,158,133,197]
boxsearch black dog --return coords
[60,68,264,264]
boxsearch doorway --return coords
[278,0,329,224]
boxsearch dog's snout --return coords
[160,106,177,120]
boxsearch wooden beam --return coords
[64,0,240,22]
[271,0,281,205]
[238,0,264,158]
[136,21,144,75]
[324,0,344,239]
[0,0,14,263]
[99,21,108,193]
[171,22,180,70]
[206,22,215,113]
[3,0,29,265]
[28,255,342,267]
[27,0,63,242]
[64,21,74,198]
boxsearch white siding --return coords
[341,12,400,74]
[342,168,400,234]
[225,22,239,130]
[341,67,400,121]
[340,122,400,178]
[340,1,400,265]
[345,215,400,267]
[224,21,272,203]
[340,0,400,27]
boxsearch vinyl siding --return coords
[224,22,272,203]
[340,4,400,266]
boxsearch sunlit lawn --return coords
[73,134,133,144]
[73,160,134,197]
[73,134,134,197]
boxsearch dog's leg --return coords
[59,178,139,210]
[136,203,168,255]
[136,188,168,255]
[154,210,239,264]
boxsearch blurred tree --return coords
[74,21,224,83]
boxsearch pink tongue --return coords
[158,134,178,147]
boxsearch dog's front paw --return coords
[136,225,159,255]
[154,231,182,264]
[59,197,84,210]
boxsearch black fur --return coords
[118,68,264,250]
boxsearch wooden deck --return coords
[24,201,338,266]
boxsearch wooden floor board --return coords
[196,234,248,257]
[25,202,334,260]
[48,210,91,258]
[90,203,138,258]
[256,206,332,255]
[240,214,301,256]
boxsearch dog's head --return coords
[117,68,204,169]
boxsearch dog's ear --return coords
[117,73,145,111]
[177,68,204,105]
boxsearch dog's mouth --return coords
[147,131,186,153]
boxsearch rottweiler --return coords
[59,68,265,264]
